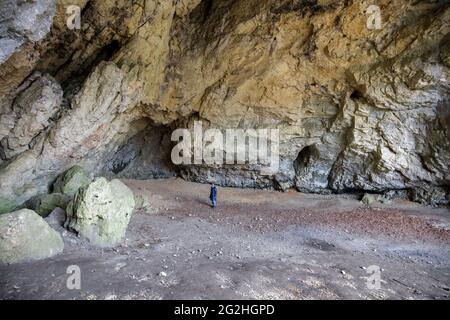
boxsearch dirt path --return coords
[1,178,449,300]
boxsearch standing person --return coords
[210,184,217,208]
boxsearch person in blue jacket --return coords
[210,184,217,208]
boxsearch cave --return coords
[294,145,319,174]
[0,0,449,303]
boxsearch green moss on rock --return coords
[65,178,135,247]
[53,165,90,197]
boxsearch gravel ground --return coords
[1,178,449,300]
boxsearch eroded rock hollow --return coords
[1,0,449,213]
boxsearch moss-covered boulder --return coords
[0,209,64,264]
[27,193,71,217]
[53,165,90,197]
[65,178,135,247]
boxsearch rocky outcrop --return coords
[0,0,449,209]
[0,0,56,64]
[0,61,142,213]
[0,74,63,160]
[0,209,64,264]
[65,178,135,247]
[163,0,450,203]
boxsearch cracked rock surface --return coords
[0,0,449,211]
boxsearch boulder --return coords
[0,209,64,264]
[65,178,135,247]
[27,193,71,217]
[361,194,377,206]
[53,165,90,197]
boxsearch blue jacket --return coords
[210,186,217,201]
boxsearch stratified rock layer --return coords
[0,0,449,208]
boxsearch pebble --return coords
[114,263,127,272]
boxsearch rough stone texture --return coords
[0,74,63,160]
[26,193,71,217]
[0,0,449,209]
[163,0,450,203]
[53,165,91,197]
[65,178,135,247]
[0,209,64,264]
[361,193,377,206]
[0,61,142,213]
[410,186,450,207]
[100,123,176,180]
[0,0,56,64]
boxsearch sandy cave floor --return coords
[1,178,449,300]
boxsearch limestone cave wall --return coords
[0,0,449,213]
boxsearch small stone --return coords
[361,194,377,206]
[114,263,127,272]
[134,194,157,214]
[159,271,167,278]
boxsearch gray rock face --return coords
[0,0,448,208]
[410,186,450,207]
[65,178,135,247]
[0,209,64,264]
[0,62,142,213]
[170,1,450,205]
[0,0,56,64]
[0,74,63,160]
